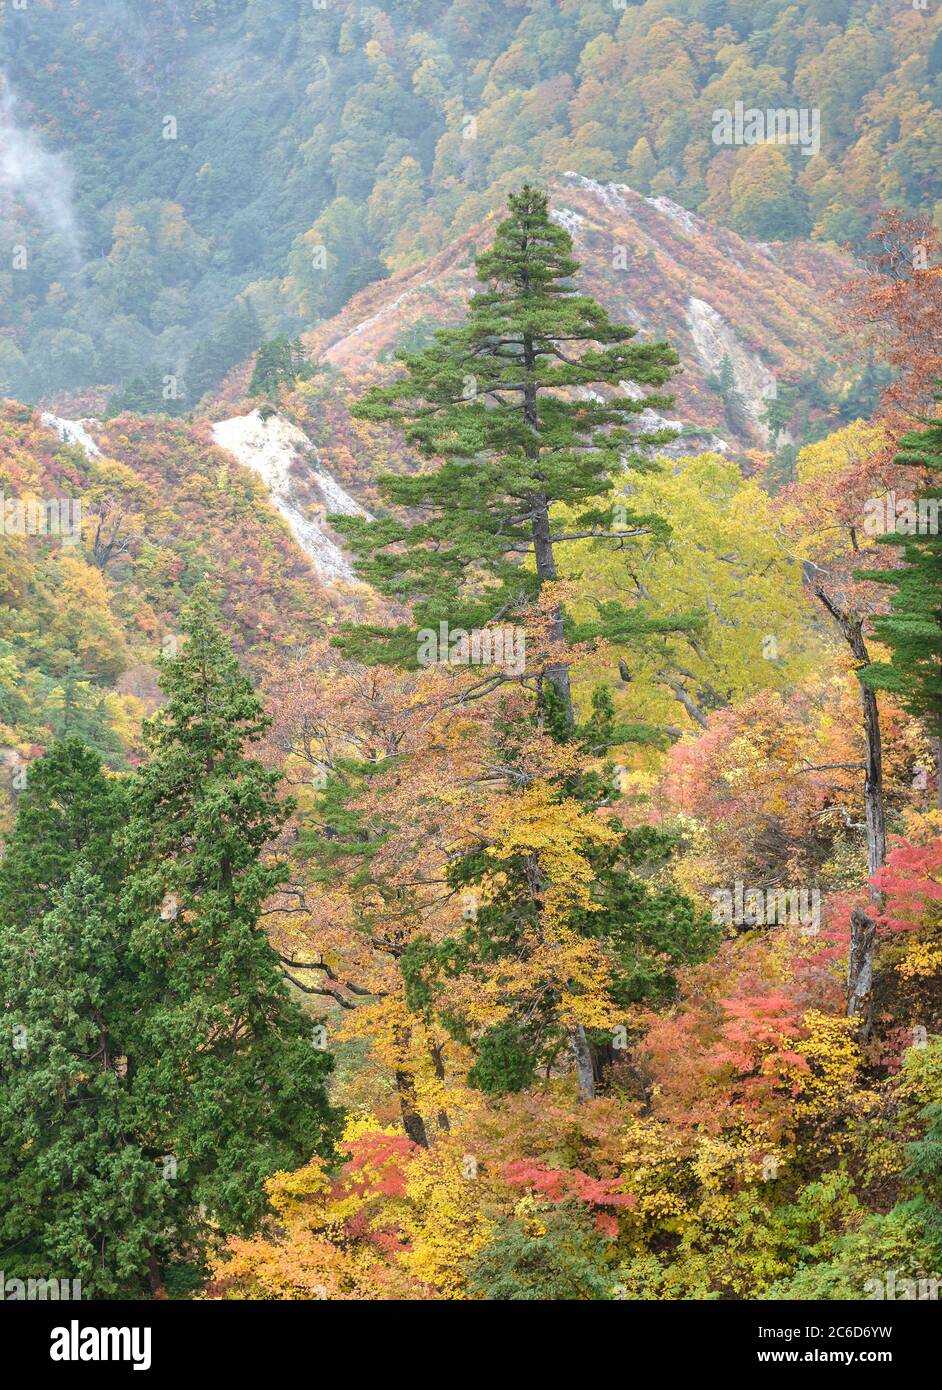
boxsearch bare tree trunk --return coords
[813,586,885,1037]
[860,680,887,881]
[570,1023,596,1100]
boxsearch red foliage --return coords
[501,1158,636,1232]
[872,838,942,934]
[340,1133,418,1201]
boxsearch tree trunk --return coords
[531,489,574,720]
[523,309,574,728]
[860,680,886,881]
[394,1028,429,1147]
[147,1247,168,1301]
[522,330,586,1091]
[570,1023,596,1100]
[812,587,885,1036]
[429,1042,450,1132]
[847,906,877,1040]
[850,630,885,1040]
[396,1070,429,1148]
[935,737,942,810]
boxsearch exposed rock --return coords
[211,410,370,583]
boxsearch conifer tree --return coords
[122,584,340,1239]
[0,596,340,1296]
[0,737,126,924]
[332,182,685,719]
[249,335,313,398]
[0,863,172,1298]
[861,395,942,733]
[0,741,160,1296]
[333,187,713,1097]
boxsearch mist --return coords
[0,71,81,260]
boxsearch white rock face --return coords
[551,206,585,237]
[211,409,371,583]
[645,195,701,236]
[685,297,777,444]
[40,413,102,457]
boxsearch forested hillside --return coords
[3,0,942,1336]
[285,171,865,478]
[2,0,940,402]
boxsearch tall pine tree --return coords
[333,184,686,719]
[332,187,713,1097]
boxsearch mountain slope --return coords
[0,400,346,823]
[280,174,859,482]
[2,0,937,402]
[211,409,371,582]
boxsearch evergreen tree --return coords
[709,353,750,439]
[334,187,713,1096]
[0,741,159,1296]
[248,335,314,398]
[466,1200,617,1301]
[332,183,685,716]
[0,737,126,925]
[0,596,340,1297]
[899,1100,942,1263]
[0,864,172,1298]
[861,395,942,733]
[122,584,340,1242]
[106,365,182,419]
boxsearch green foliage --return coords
[862,390,942,736]
[0,593,340,1297]
[333,184,681,668]
[466,1021,541,1096]
[897,1101,942,1265]
[467,1201,616,1300]
[248,336,317,398]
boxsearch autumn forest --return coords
[2,0,942,1349]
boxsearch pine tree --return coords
[861,396,942,733]
[333,187,712,1097]
[332,182,684,718]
